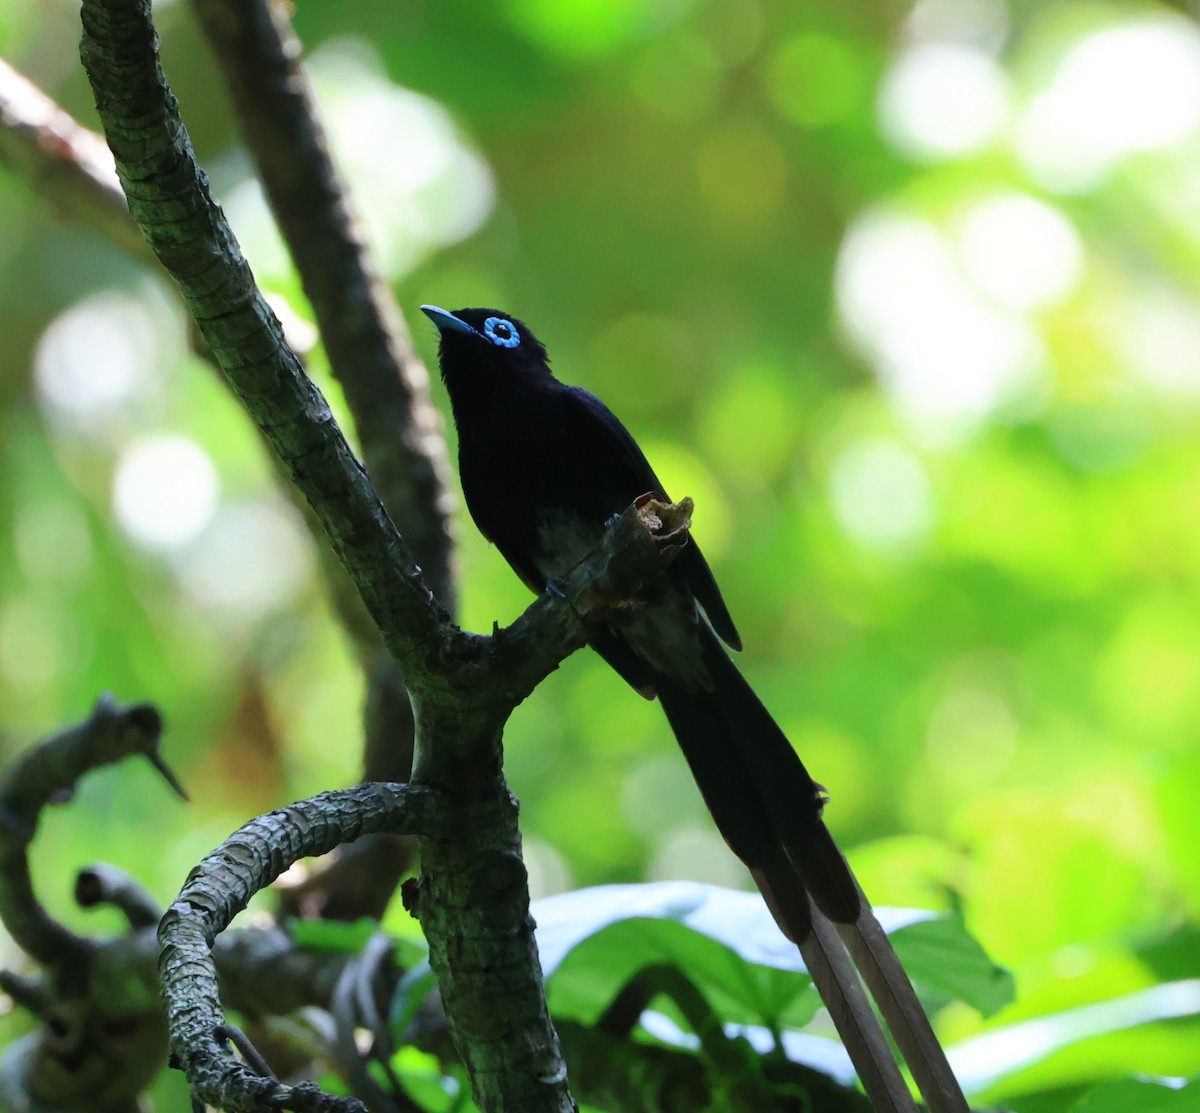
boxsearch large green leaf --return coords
[890,910,1015,1017]
[534,881,1007,1031]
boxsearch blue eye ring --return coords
[483,317,521,348]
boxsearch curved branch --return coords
[0,695,169,968]
[157,783,443,1113]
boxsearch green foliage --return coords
[535,881,1010,1033]
[2,0,1200,1107]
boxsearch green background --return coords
[2,0,1199,1105]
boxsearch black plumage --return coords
[422,304,966,1113]
[424,304,856,927]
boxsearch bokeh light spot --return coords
[828,438,934,554]
[175,501,314,625]
[304,40,495,278]
[1017,17,1200,192]
[628,35,720,121]
[35,290,164,435]
[837,211,1044,433]
[15,501,93,586]
[0,599,74,692]
[504,0,677,61]
[647,826,748,888]
[878,42,1009,161]
[697,363,796,485]
[956,192,1084,310]
[1115,288,1200,401]
[696,124,787,225]
[112,434,219,550]
[766,33,866,129]
[905,0,1009,52]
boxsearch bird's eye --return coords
[483,317,521,349]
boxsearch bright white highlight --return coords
[34,291,162,432]
[957,193,1084,309]
[950,980,1200,1092]
[112,435,219,549]
[905,0,1009,52]
[879,43,1009,161]
[175,501,313,621]
[837,211,1043,431]
[1018,18,1200,191]
[829,439,934,554]
[1116,289,1200,400]
[308,39,495,276]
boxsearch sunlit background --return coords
[2,0,1199,1103]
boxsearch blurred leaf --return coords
[536,882,821,1029]
[1070,1077,1196,1113]
[949,981,1200,1096]
[388,1048,479,1113]
[289,917,380,954]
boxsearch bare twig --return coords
[75,863,161,929]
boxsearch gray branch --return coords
[188,0,457,613]
[159,783,443,1113]
[0,704,375,1113]
[185,0,457,915]
[0,694,170,969]
[75,1,705,1110]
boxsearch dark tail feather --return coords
[668,628,860,924]
[655,629,967,1113]
[838,893,971,1113]
[754,851,918,1113]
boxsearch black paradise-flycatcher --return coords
[422,304,968,1113]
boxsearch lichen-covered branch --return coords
[0,704,385,1113]
[186,0,459,915]
[75,3,707,1111]
[0,694,169,969]
[158,783,442,1113]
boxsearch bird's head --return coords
[420,306,550,386]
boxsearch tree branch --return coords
[75,3,705,1110]
[80,0,446,678]
[0,57,147,257]
[0,704,380,1113]
[0,694,170,969]
[158,782,443,1113]
[185,0,459,915]
[188,0,456,613]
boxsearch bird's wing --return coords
[562,386,742,649]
